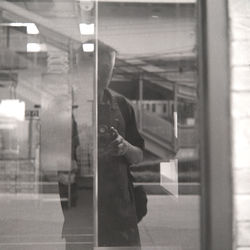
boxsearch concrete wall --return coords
[230,0,250,249]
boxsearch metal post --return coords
[68,39,74,209]
[198,0,232,249]
[28,117,33,159]
[138,72,143,130]
[173,83,178,153]
[94,1,99,247]
[67,171,71,208]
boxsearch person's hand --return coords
[107,127,129,156]
[98,126,143,164]
[71,160,78,173]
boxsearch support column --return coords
[173,83,178,153]
[138,72,143,131]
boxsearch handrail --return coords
[111,90,196,154]
[131,102,175,144]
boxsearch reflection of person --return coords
[97,41,144,247]
[58,114,80,250]
[58,114,80,208]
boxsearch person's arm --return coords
[109,128,143,164]
[122,140,143,164]
[105,95,144,164]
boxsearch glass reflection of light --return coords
[26,23,39,34]
[79,23,94,35]
[27,43,47,52]
[0,100,25,121]
[82,43,94,52]
[7,23,39,34]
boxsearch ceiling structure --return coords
[0,0,197,102]
[0,0,198,158]
[111,54,197,101]
[98,1,197,101]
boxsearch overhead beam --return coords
[0,1,81,51]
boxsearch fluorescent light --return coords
[79,23,94,35]
[5,23,39,34]
[26,23,39,34]
[8,22,24,27]
[27,43,47,52]
[174,111,178,138]
[82,43,94,52]
[0,100,25,121]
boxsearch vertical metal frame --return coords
[198,0,233,250]
[94,0,99,247]
[93,0,233,248]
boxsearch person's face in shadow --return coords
[98,50,116,98]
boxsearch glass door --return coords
[0,0,216,250]
[0,1,96,249]
[95,1,200,249]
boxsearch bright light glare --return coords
[26,23,39,34]
[8,23,39,34]
[82,43,94,52]
[0,100,25,121]
[79,23,94,35]
[27,43,47,52]
[8,22,25,27]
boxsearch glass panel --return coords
[0,1,200,249]
[0,1,95,250]
[97,1,199,249]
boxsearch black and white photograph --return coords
[0,0,247,250]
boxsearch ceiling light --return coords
[26,23,39,34]
[79,23,94,35]
[82,43,94,52]
[0,99,25,121]
[2,23,39,34]
[27,43,47,52]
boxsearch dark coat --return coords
[98,89,144,247]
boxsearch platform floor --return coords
[0,186,200,250]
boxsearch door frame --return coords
[198,0,233,250]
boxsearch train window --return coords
[152,103,156,112]
[163,103,167,113]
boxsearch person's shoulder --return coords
[109,90,134,122]
[109,90,129,107]
[110,90,123,100]
[116,95,127,105]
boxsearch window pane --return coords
[0,1,95,249]
[0,1,200,249]
[97,1,200,249]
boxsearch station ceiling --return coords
[0,0,197,101]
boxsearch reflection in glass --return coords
[97,41,144,247]
[0,0,200,249]
[97,2,199,249]
[0,1,95,249]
